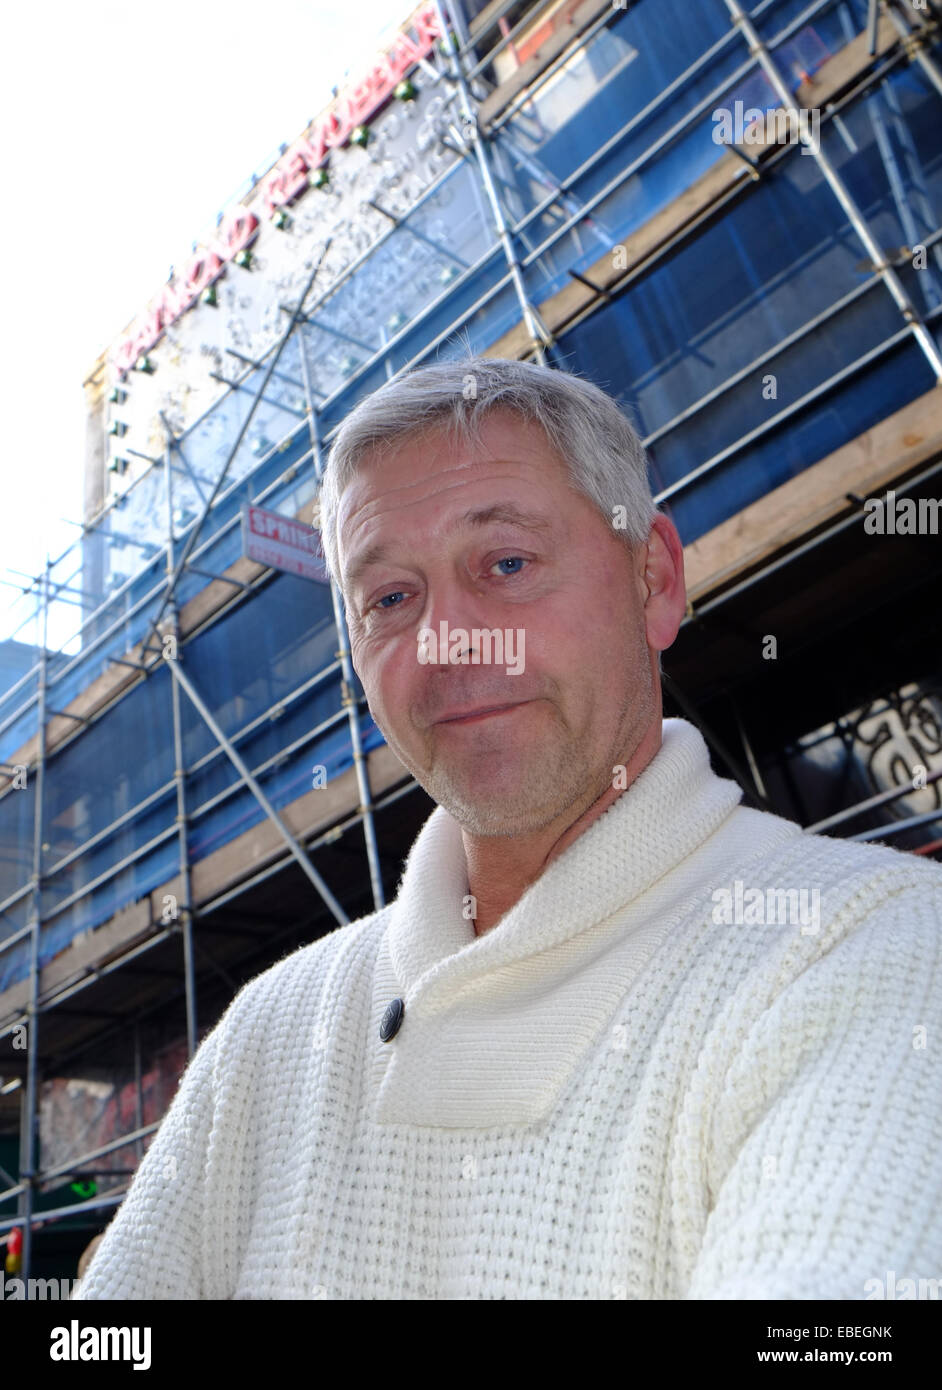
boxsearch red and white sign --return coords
[261,4,442,217]
[109,3,443,380]
[242,504,330,584]
[110,210,260,379]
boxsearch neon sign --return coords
[110,3,443,380]
[110,210,260,378]
[262,4,442,217]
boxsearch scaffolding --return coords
[2,0,942,1281]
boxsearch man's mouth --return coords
[435,701,528,725]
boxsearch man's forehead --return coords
[344,411,561,500]
[337,415,567,539]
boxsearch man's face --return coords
[338,409,664,837]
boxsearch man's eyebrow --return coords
[343,501,555,591]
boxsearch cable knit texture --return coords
[74,718,942,1300]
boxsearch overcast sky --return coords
[0,0,418,640]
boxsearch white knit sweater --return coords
[75,718,942,1300]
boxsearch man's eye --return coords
[375,591,405,611]
[371,558,527,614]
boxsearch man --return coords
[77,355,942,1300]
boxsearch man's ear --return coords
[639,514,686,653]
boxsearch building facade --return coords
[1,0,941,1282]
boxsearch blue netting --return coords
[555,53,942,541]
[0,569,383,993]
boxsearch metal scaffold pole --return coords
[887,0,942,101]
[431,0,555,365]
[162,653,351,928]
[164,437,198,1060]
[19,557,51,1283]
[724,0,942,382]
[302,346,386,912]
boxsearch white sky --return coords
[0,0,419,634]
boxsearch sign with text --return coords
[242,504,330,584]
[109,3,442,377]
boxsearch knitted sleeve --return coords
[685,876,942,1300]
[72,1024,219,1300]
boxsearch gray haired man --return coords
[78,355,942,1300]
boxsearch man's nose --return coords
[417,574,493,658]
